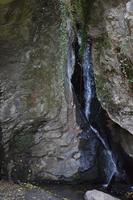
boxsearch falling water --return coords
[82,40,95,118]
[82,38,118,186]
[90,125,118,187]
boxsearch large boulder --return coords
[0,0,81,182]
[88,0,133,135]
[82,0,133,160]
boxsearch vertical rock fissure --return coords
[71,32,125,186]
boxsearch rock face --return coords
[0,0,133,184]
[0,181,61,200]
[67,0,133,180]
[0,0,81,182]
[77,0,133,164]
[84,190,120,200]
[0,0,119,184]
[88,0,133,135]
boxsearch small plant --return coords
[21,182,38,189]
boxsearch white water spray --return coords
[82,39,118,186]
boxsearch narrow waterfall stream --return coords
[75,36,119,186]
[84,39,119,186]
[90,125,118,187]
[82,39,95,119]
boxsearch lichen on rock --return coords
[87,0,133,135]
[0,0,80,182]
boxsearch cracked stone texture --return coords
[88,0,133,135]
[0,0,80,182]
[86,0,133,157]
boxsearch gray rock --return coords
[0,0,106,183]
[90,0,133,135]
[0,180,61,200]
[0,0,133,184]
[84,190,120,200]
[0,0,80,182]
[84,0,133,158]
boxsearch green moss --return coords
[94,35,117,87]
[95,74,110,101]
[124,64,133,85]
[87,1,104,27]
[70,0,94,26]
[13,133,34,152]
[0,0,15,4]
[95,74,120,113]
[0,0,33,44]
[65,0,94,55]
[22,182,38,189]
[94,35,111,51]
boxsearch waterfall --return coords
[90,125,118,187]
[82,40,94,118]
[82,38,118,186]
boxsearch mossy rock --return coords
[0,0,15,4]
[13,133,34,152]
